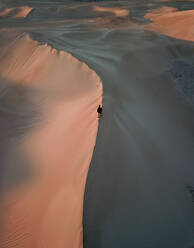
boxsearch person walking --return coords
[97,105,102,118]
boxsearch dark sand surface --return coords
[83,34,194,247]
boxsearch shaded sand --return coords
[0,6,33,18]
[145,7,194,42]
[81,29,194,247]
[27,4,126,21]
[0,32,102,248]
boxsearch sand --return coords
[1,1,194,248]
[145,7,194,42]
[0,32,102,248]
[0,6,33,19]
[80,32,194,246]
[93,6,129,18]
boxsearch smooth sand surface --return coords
[145,7,194,41]
[0,32,102,248]
[81,33,194,246]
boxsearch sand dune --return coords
[0,32,102,248]
[93,6,129,18]
[145,7,194,41]
[1,1,194,248]
[0,6,33,18]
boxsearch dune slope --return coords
[1,1,194,248]
[145,7,194,42]
[0,6,33,19]
[0,32,102,248]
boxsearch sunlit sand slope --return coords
[93,6,129,17]
[0,6,33,18]
[0,32,102,248]
[145,7,194,42]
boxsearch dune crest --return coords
[93,6,129,18]
[145,6,177,19]
[0,6,33,18]
[145,7,194,42]
[0,32,102,248]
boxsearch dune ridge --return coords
[0,32,102,248]
[145,7,194,41]
[0,6,33,19]
[93,6,129,17]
